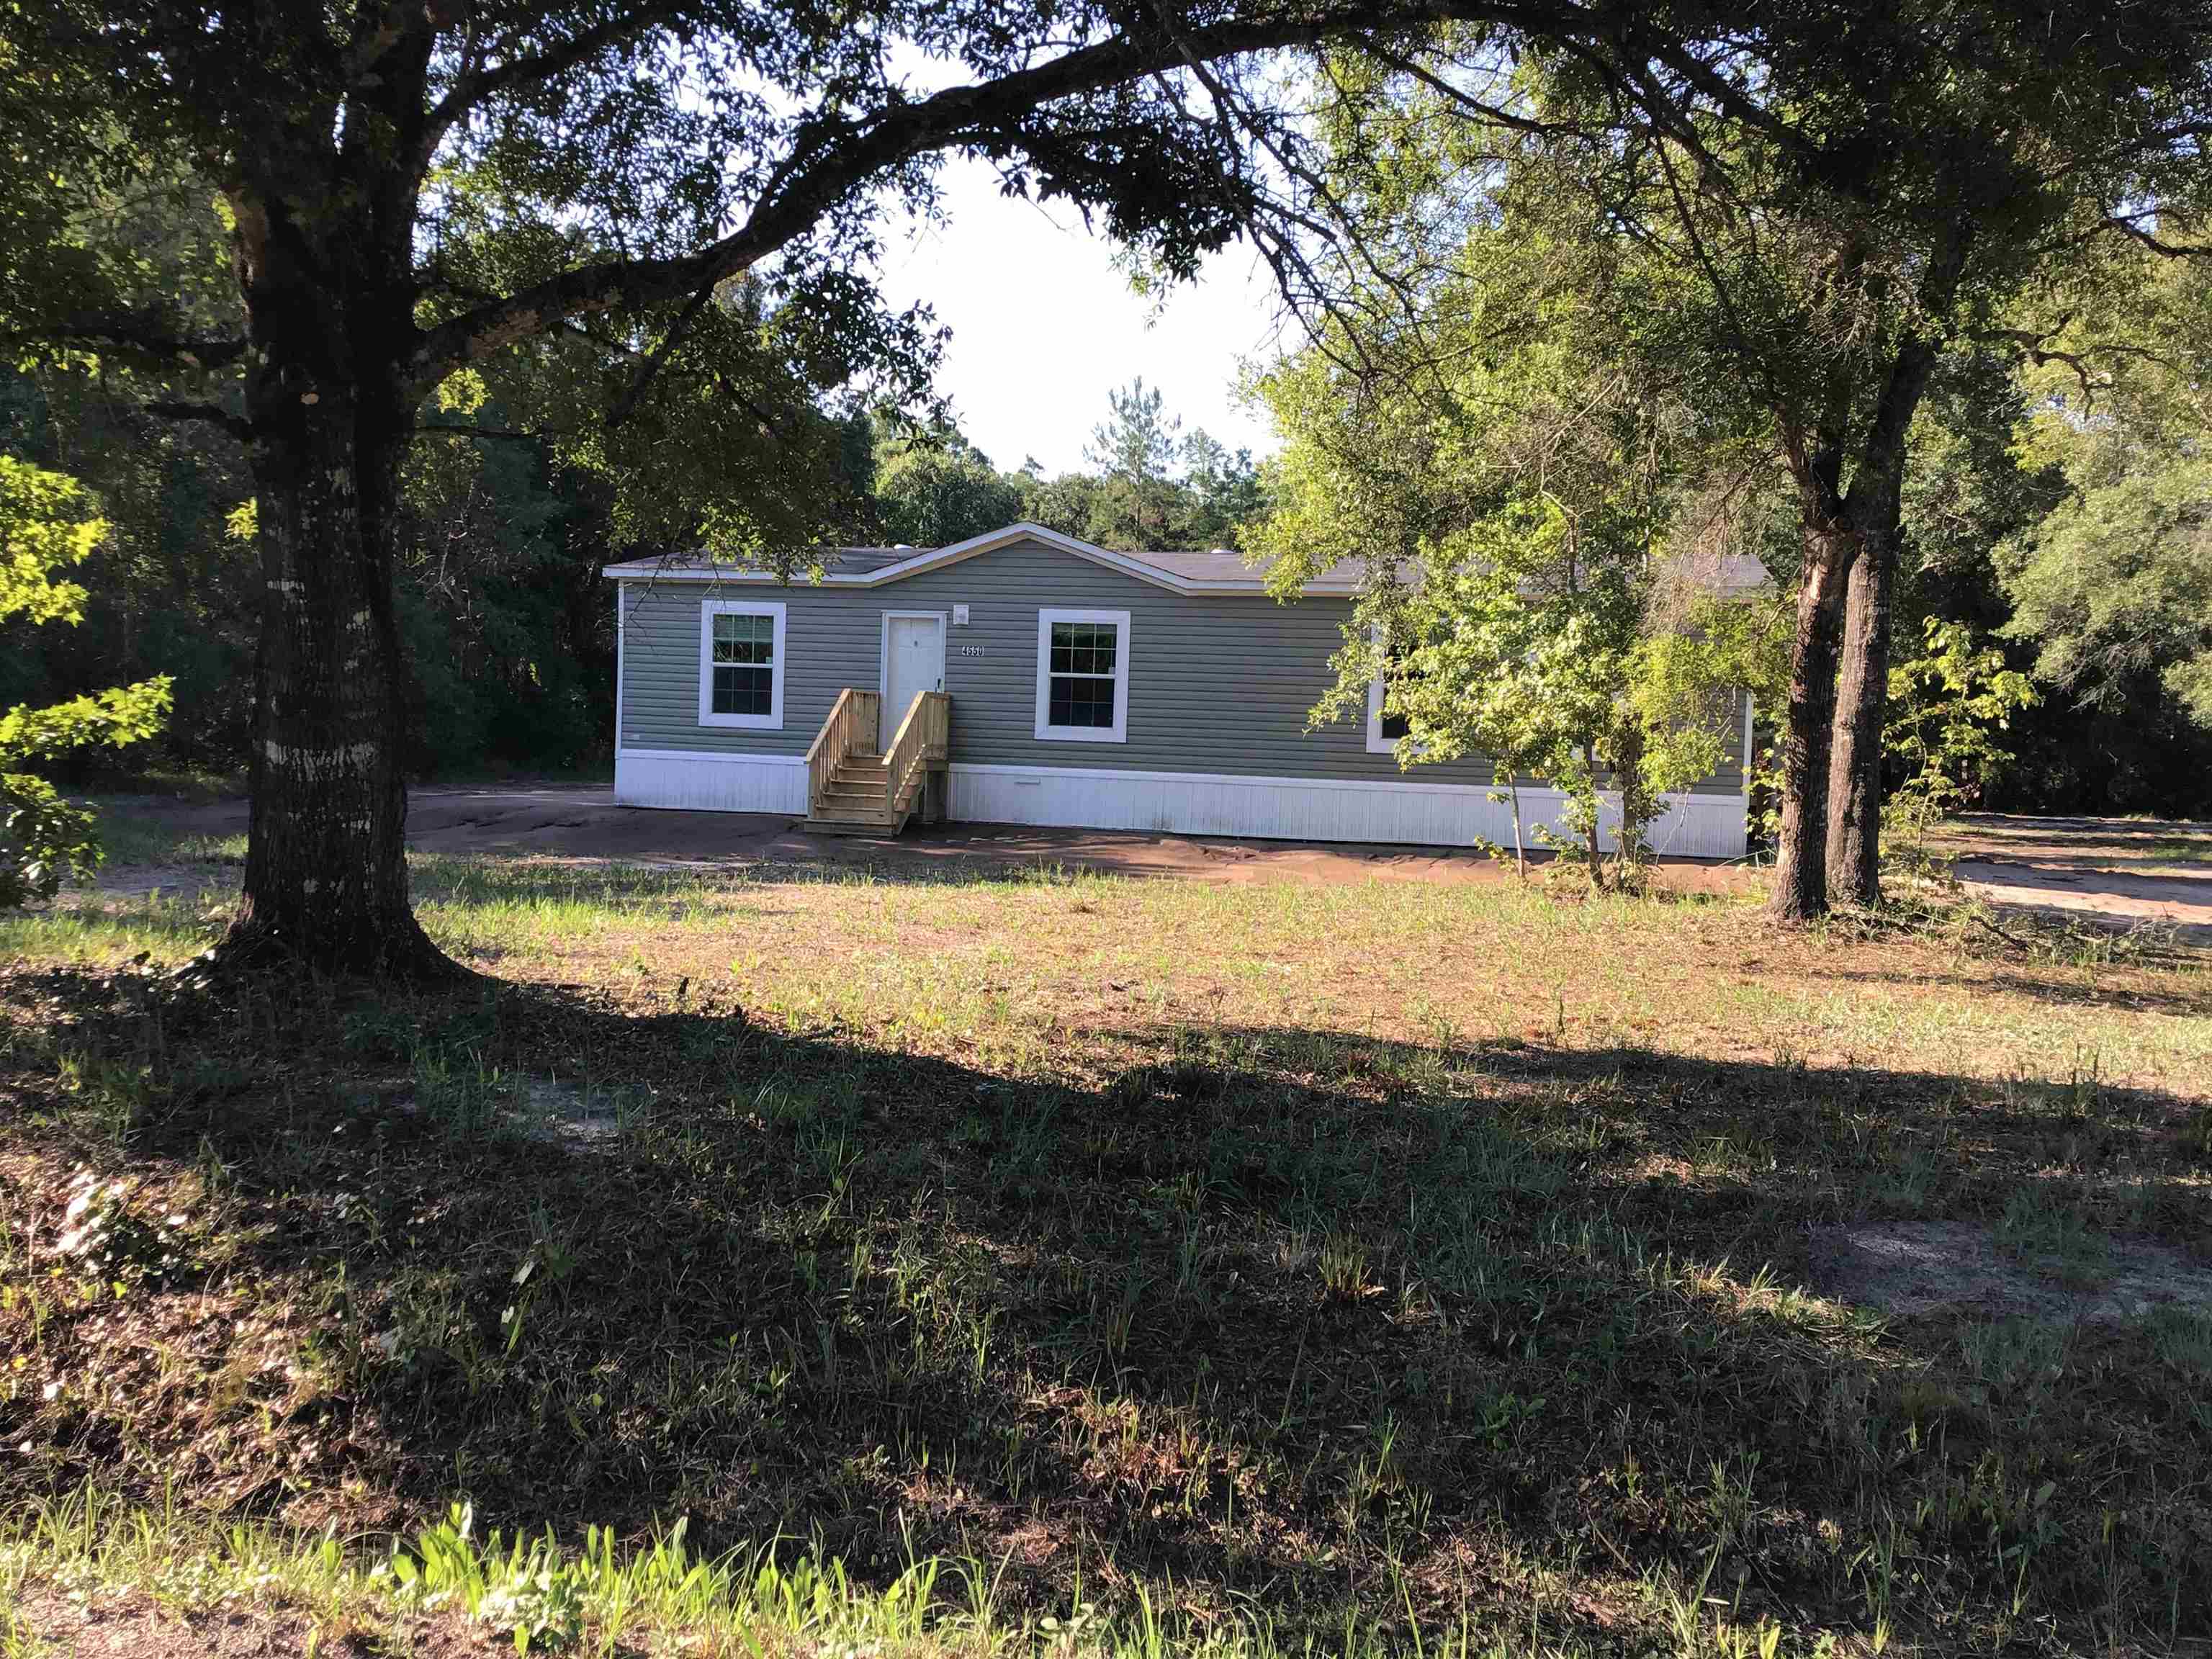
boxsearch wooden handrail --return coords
[884,691,950,817]
[803,687,859,769]
[806,687,878,816]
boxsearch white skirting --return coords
[616,749,1748,857]
[945,763,1748,858]
[616,749,806,813]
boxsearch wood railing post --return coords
[806,687,883,817]
[880,691,951,827]
[810,689,944,828]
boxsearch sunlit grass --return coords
[0,895,215,964]
[84,800,247,869]
[24,852,2211,1098]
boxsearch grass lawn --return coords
[3,851,2210,1655]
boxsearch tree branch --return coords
[418,421,544,442]
[2103,213,2212,260]
[141,400,254,441]
[6,319,247,369]
[407,0,1629,392]
[1965,322,2188,406]
[1359,42,1582,140]
[606,282,717,428]
[422,8,667,163]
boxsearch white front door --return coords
[880,613,945,750]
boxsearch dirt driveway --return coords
[100,782,1755,895]
[95,789,2212,944]
[1934,814,2212,946]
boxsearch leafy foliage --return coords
[0,457,166,904]
[1882,618,2038,858]
[1998,250,2212,739]
[2002,458,2212,726]
[1020,378,1267,551]
[873,427,1026,549]
[1249,207,1771,881]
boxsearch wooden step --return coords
[812,792,892,814]
[808,808,893,822]
[806,814,904,837]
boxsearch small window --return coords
[1366,629,1417,753]
[698,600,786,729]
[712,613,775,714]
[1035,608,1130,743]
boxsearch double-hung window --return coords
[1035,608,1130,742]
[1366,626,1416,753]
[698,600,786,729]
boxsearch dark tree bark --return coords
[209,19,461,981]
[1820,323,1949,910]
[1825,522,1894,904]
[1768,521,1854,921]
[229,382,451,978]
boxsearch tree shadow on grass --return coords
[1791,960,2212,1016]
[3,970,2209,1653]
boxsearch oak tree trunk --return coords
[1768,528,1854,922]
[1826,523,1895,906]
[212,187,457,981]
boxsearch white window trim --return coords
[1364,623,1416,755]
[1364,669,1397,755]
[1034,608,1130,744]
[698,598,786,729]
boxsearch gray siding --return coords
[619,537,1744,794]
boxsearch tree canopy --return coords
[1997,246,2212,732]
[1217,4,2212,914]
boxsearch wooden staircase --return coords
[805,688,950,836]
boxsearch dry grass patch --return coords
[2,856,2209,1656]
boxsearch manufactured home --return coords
[605,522,1751,855]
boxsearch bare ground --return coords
[1811,1220,2212,1325]
[91,790,2212,950]
[1936,813,2212,945]
[91,783,1758,896]
[5,1588,487,1657]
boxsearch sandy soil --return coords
[1936,814,2212,945]
[93,783,1758,896]
[88,790,2212,947]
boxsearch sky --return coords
[873,157,1292,477]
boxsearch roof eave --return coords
[604,520,1349,597]
[602,564,1354,598]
